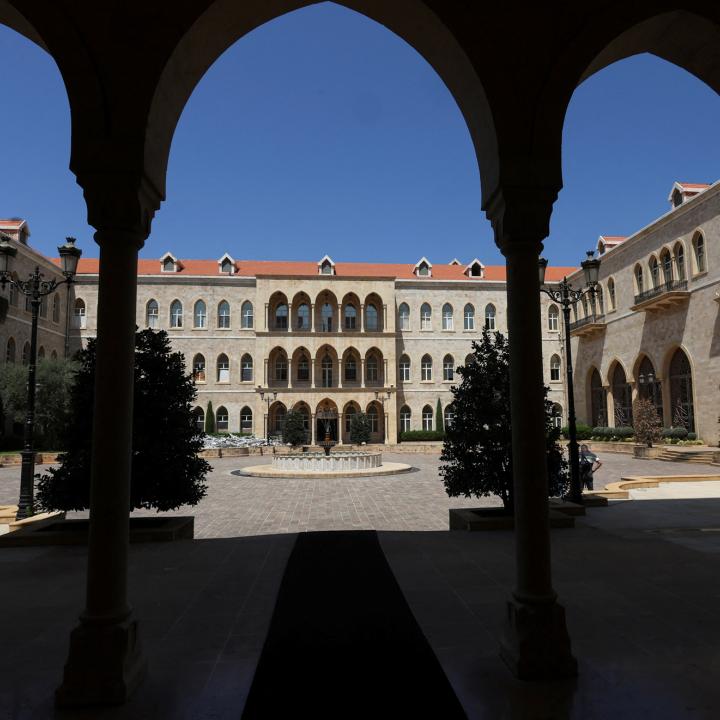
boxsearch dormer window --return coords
[464,259,484,278]
[672,188,683,208]
[318,255,336,275]
[218,254,235,274]
[160,253,179,273]
[414,257,432,277]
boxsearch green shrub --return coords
[687,432,697,441]
[282,410,308,446]
[611,426,634,439]
[662,426,688,440]
[561,423,593,440]
[400,430,445,442]
[350,412,372,444]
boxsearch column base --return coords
[500,598,577,680]
[55,614,146,707]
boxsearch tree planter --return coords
[449,506,576,531]
[633,445,663,459]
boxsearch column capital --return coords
[484,185,558,256]
[78,172,163,247]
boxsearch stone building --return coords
[0,219,72,367]
[569,181,719,445]
[67,253,573,444]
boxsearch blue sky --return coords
[0,3,719,267]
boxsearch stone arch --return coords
[192,353,206,382]
[316,397,339,442]
[291,346,311,385]
[315,344,338,389]
[664,346,696,432]
[291,291,312,331]
[365,399,384,442]
[269,291,289,331]
[587,366,607,428]
[342,346,361,387]
[364,292,384,332]
[364,346,384,386]
[608,360,632,427]
[292,401,311,443]
[144,0,498,208]
[268,400,287,436]
[315,290,339,333]
[634,353,663,423]
[342,400,361,443]
[268,346,289,388]
[341,292,361,332]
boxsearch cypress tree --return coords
[435,397,444,433]
[205,400,215,434]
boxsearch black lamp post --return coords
[257,387,277,441]
[0,234,81,520]
[538,250,600,505]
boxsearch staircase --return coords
[658,447,717,464]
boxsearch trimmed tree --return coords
[440,330,569,512]
[205,400,215,434]
[37,329,210,512]
[350,412,371,444]
[435,398,444,434]
[282,409,307,446]
[633,397,663,447]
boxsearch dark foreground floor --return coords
[3,494,720,719]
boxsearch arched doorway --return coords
[636,355,663,422]
[589,368,606,427]
[316,399,339,442]
[268,401,287,438]
[669,348,695,431]
[611,363,632,427]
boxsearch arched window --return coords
[422,405,433,431]
[297,303,310,330]
[368,405,379,433]
[444,404,455,429]
[216,406,229,432]
[366,354,378,383]
[607,278,616,310]
[465,353,474,367]
[634,265,644,295]
[463,304,475,331]
[170,300,183,328]
[193,300,207,328]
[50,350,57,361]
[240,406,253,434]
[421,354,432,381]
[38,346,45,360]
[674,243,686,281]
[241,353,253,382]
[242,301,254,329]
[548,304,559,331]
[146,299,159,328]
[192,407,204,432]
[420,303,432,330]
[661,250,673,284]
[321,303,333,332]
[192,353,206,382]
[73,298,86,329]
[442,303,453,330]
[22,341,30,365]
[220,257,234,274]
[398,303,410,330]
[275,353,288,381]
[344,304,357,330]
[649,257,660,288]
[399,355,410,382]
[272,403,287,434]
[6,337,15,364]
[345,354,357,381]
[39,296,47,318]
[443,354,454,381]
[693,232,706,273]
[590,369,606,427]
[638,355,662,420]
[217,354,230,383]
[365,304,378,331]
[550,354,561,382]
[669,348,695,431]
[297,353,309,381]
[399,406,411,433]
[217,300,230,329]
[275,303,288,330]
[344,405,357,434]
[162,257,175,273]
[321,354,333,387]
[551,403,563,429]
[484,303,496,330]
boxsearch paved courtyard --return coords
[1,451,718,538]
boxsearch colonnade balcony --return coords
[263,299,389,333]
[569,313,606,338]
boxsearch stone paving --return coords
[0,450,717,538]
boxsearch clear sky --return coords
[0,3,719,268]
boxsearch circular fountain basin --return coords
[238,450,412,478]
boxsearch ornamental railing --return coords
[634,279,688,305]
[569,313,605,332]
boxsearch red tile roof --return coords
[66,258,576,282]
[0,219,25,227]
[677,182,710,189]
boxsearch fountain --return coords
[236,408,412,478]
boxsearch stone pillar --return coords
[337,303,343,332]
[489,188,576,681]
[287,304,293,333]
[337,413,344,444]
[310,303,315,332]
[264,358,268,386]
[383,358,388,386]
[360,303,365,333]
[265,303,269,331]
[361,358,366,388]
[383,303,387,331]
[660,376,672,428]
[311,413,316,445]
[310,356,315,388]
[57,228,150,703]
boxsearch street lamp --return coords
[257,386,277,441]
[0,234,81,519]
[538,250,600,505]
[374,387,392,443]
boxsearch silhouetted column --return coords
[57,233,145,705]
[311,413,316,445]
[490,187,576,682]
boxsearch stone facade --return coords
[67,256,569,444]
[569,181,720,444]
